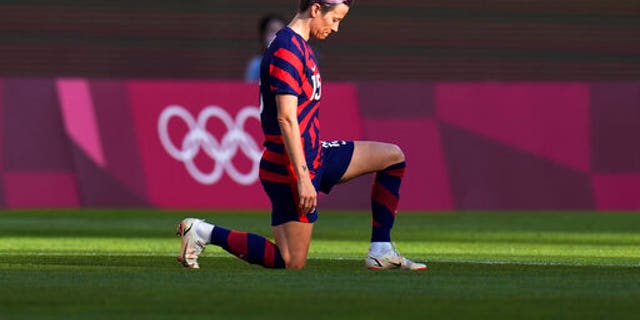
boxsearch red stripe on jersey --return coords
[269,65,301,94]
[312,147,322,170]
[298,103,319,132]
[274,48,303,77]
[313,155,322,171]
[310,122,322,169]
[372,182,399,216]
[227,231,248,259]
[301,38,312,56]
[301,76,314,99]
[263,149,289,165]
[313,118,320,134]
[259,168,295,183]
[264,134,283,143]
[291,36,304,56]
[309,122,317,148]
[296,98,312,117]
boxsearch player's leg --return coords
[272,221,314,269]
[177,218,286,269]
[265,179,317,269]
[338,141,427,270]
[177,178,316,269]
[340,141,405,243]
[339,141,405,182]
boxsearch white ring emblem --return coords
[158,105,262,185]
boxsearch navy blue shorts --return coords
[261,140,354,226]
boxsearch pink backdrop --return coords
[0,79,638,211]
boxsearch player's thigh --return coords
[339,141,405,183]
[272,221,314,269]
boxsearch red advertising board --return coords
[126,81,362,209]
[1,78,638,211]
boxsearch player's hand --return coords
[297,177,317,214]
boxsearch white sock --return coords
[369,242,393,255]
[195,221,214,244]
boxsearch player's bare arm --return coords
[275,94,317,214]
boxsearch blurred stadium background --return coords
[0,0,638,211]
[1,1,639,319]
[1,0,638,80]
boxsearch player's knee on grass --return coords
[280,249,308,270]
[286,257,307,270]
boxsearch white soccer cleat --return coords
[176,218,207,269]
[365,245,428,271]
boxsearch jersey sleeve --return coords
[268,37,305,96]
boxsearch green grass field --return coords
[1,210,639,319]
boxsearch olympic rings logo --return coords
[158,105,262,185]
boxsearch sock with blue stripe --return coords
[370,161,406,242]
[211,226,286,269]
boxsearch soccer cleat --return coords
[365,245,428,271]
[176,218,207,269]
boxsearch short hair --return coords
[298,0,354,13]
